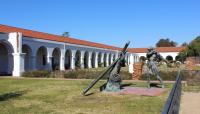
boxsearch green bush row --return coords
[22,70,51,78]
[22,69,132,80]
[21,69,200,84]
[63,69,132,80]
[139,70,199,81]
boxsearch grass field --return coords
[0,77,172,114]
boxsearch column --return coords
[106,53,109,67]
[9,32,26,76]
[95,52,98,68]
[60,49,65,70]
[88,52,92,68]
[115,53,118,60]
[100,53,104,67]
[80,51,85,69]
[12,53,26,76]
[46,48,53,71]
[71,50,76,69]
[127,54,130,65]
[111,54,114,63]
[129,54,134,73]
[47,56,52,71]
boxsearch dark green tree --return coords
[177,36,200,62]
[181,42,188,46]
[156,38,177,47]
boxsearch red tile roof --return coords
[0,24,120,50]
[128,47,186,53]
[0,24,185,53]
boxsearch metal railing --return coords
[162,70,182,114]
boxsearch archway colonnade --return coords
[0,32,134,76]
[22,46,121,71]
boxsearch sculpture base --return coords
[102,87,166,96]
[104,81,121,92]
[119,87,166,96]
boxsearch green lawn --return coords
[0,78,171,114]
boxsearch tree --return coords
[187,36,200,57]
[177,36,200,62]
[62,32,70,37]
[176,50,187,62]
[181,42,188,46]
[156,38,177,47]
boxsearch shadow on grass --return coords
[150,83,161,88]
[121,83,135,89]
[83,92,95,96]
[0,90,28,101]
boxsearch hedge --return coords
[21,68,132,80]
[139,70,199,82]
[22,70,51,78]
[63,69,132,80]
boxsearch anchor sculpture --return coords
[146,47,165,88]
[82,41,130,95]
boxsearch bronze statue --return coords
[104,52,125,91]
[82,41,130,95]
[146,47,165,88]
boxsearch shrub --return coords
[186,70,200,86]
[98,63,104,67]
[64,69,104,79]
[63,69,132,80]
[139,70,191,81]
[64,70,79,78]
[22,70,51,78]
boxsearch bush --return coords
[186,70,200,86]
[22,70,51,78]
[63,69,132,80]
[21,67,131,80]
[139,70,191,81]
[98,63,104,67]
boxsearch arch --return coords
[0,41,14,75]
[22,44,32,71]
[36,46,47,70]
[52,48,61,70]
[75,50,81,68]
[65,49,71,70]
[98,52,102,67]
[84,51,89,68]
[166,55,173,62]
[103,53,107,67]
[91,52,96,68]
[108,53,112,65]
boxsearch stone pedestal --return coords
[132,62,144,80]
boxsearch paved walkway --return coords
[180,92,200,114]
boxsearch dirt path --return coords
[180,92,200,114]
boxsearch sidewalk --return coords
[180,92,200,114]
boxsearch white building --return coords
[127,47,185,73]
[0,24,185,76]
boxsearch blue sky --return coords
[0,0,200,48]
